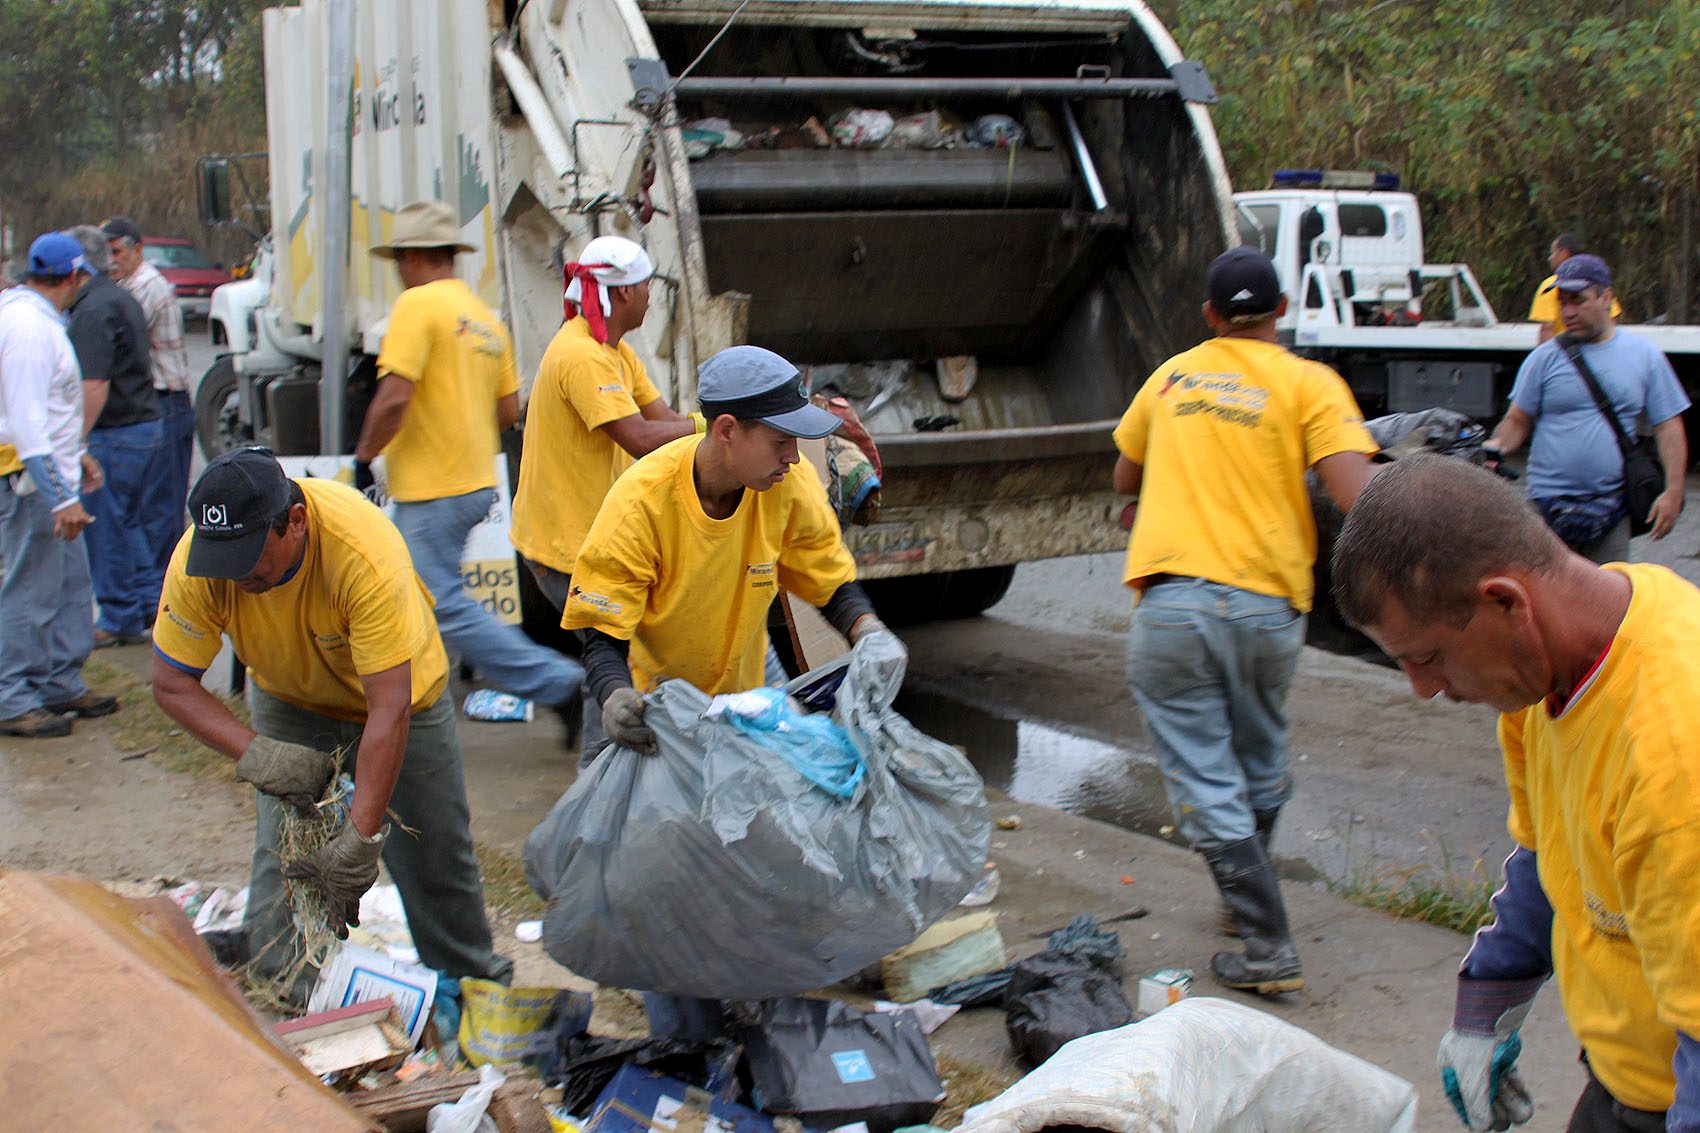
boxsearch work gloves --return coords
[282,820,388,938]
[235,735,337,814]
[602,686,658,756]
[1438,977,1541,1130]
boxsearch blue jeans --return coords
[243,685,514,989]
[84,417,164,635]
[1125,578,1305,851]
[140,390,194,603]
[393,490,582,706]
[0,479,94,717]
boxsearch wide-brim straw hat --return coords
[371,200,476,258]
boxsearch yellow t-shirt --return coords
[561,434,856,696]
[1500,562,1700,1112]
[1112,336,1376,611]
[153,478,448,721]
[1530,273,1623,332]
[510,317,661,573]
[0,444,19,476]
[374,278,518,502]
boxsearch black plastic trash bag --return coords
[551,1035,743,1116]
[739,998,945,1133]
[1005,950,1132,1068]
[523,632,989,1000]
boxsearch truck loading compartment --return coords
[645,15,1233,560]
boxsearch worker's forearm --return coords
[81,382,108,438]
[354,400,408,461]
[579,629,633,706]
[348,708,407,836]
[152,667,256,760]
[1655,417,1688,484]
[1487,409,1532,456]
[638,398,687,423]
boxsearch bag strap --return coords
[1556,333,1638,461]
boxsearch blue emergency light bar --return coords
[1271,169,1401,190]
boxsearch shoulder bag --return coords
[1556,333,1664,537]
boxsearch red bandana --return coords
[563,260,615,344]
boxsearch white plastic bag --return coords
[426,1063,503,1133]
[957,997,1417,1133]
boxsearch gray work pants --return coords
[243,684,513,989]
[0,479,94,718]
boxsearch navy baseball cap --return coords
[101,216,144,244]
[28,232,87,276]
[698,346,841,439]
[1546,253,1612,293]
[1208,246,1281,322]
[186,448,295,578]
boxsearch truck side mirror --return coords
[198,157,232,227]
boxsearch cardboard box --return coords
[273,997,411,1078]
[1135,968,1193,1018]
[582,1065,780,1133]
[309,942,439,1045]
[0,869,372,1129]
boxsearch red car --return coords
[142,236,232,320]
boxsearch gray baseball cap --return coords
[697,346,841,439]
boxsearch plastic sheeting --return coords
[524,632,990,1000]
[958,997,1418,1133]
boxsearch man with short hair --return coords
[1113,245,1377,996]
[1487,253,1686,565]
[1531,234,1620,345]
[104,216,192,605]
[1332,452,1700,1133]
[151,447,512,993]
[0,233,116,737]
[353,200,582,731]
[563,343,890,1038]
[510,234,696,745]
[65,224,160,646]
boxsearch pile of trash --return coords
[682,109,1037,158]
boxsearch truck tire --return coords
[863,564,1018,625]
[194,355,249,459]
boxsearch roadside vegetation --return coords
[83,654,246,779]
[1331,852,1499,935]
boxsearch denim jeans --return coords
[0,480,94,717]
[242,685,513,989]
[1125,577,1306,851]
[140,390,194,602]
[393,490,582,707]
[84,417,164,634]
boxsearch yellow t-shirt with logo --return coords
[375,277,518,502]
[561,434,855,696]
[1530,273,1622,333]
[1112,336,1375,611]
[510,317,662,573]
[1500,562,1700,1112]
[153,478,448,721]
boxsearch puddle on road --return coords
[894,685,1185,849]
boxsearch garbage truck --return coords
[197,0,1237,631]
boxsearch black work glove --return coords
[353,459,375,493]
[281,820,387,938]
[602,686,658,755]
[235,735,337,815]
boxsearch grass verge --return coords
[82,655,247,780]
[1330,855,1498,935]
[477,841,545,921]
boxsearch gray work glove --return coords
[602,686,657,755]
[235,735,337,814]
[281,819,387,938]
[1438,980,1539,1130]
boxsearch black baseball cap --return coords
[186,447,294,578]
[101,216,144,244]
[1207,246,1282,323]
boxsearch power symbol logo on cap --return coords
[202,504,228,527]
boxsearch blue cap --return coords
[697,345,841,439]
[28,232,87,277]
[1208,246,1281,322]
[1546,253,1612,293]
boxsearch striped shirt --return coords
[119,260,189,392]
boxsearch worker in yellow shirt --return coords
[1114,246,1376,996]
[509,234,695,747]
[1334,454,1700,1132]
[562,343,891,1039]
[354,200,582,737]
[1531,233,1621,343]
[151,448,511,996]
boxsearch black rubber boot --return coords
[1204,835,1304,995]
[1218,808,1281,936]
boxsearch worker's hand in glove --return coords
[235,735,337,814]
[603,686,658,755]
[1438,987,1537,1130]
[281,820,387,938]
[850,615,908,685]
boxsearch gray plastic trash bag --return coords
[523,631,990,1000]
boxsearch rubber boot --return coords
[1204,835,1304,995]
[1218,808,1281,936]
